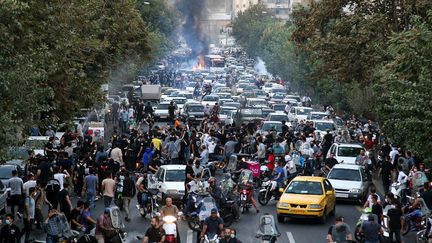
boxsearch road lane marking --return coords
[187,229,193,243]
[287,232,295,243]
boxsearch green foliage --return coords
[376,13,432,160]
[0,0,154,153]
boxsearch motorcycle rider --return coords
[208,177,224,207]
[142,216,166,243]
[396,165,409,205]
[326,216,353,243]
[324,153,338,172]
[136,171,149,215]
[199,208,224,242]
[220,228,241,243]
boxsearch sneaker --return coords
[256,209,260,213]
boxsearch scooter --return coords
[162,213,182,243]
[354,208,373,242]
[239,184,252,214]
[402,196,428,236]
[201,233,220,243]
[256,213,280,243]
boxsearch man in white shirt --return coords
[23,173,37,196]
[53,167,70,191]
[389,146,399,166]
[397,165,409,204]
[110,145,124,166]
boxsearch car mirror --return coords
[326,191,333,196]
[279,188,284,194]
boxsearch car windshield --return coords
[241,109,262,117]
[220,110,232,115]
[165,170,184,182]
[179,93,193,99]
[0,166,14,179]
[203,96,219,101]
[218,94,231,99]
[328,169,361,181]
[285,181,323,195]
[173,99,186,104]
[338,147,362,157]
[264,83,273,87]
[272,104,285,111]
[224,103,241,109]
[273,93,285,99]
[256,90,265,95]
[310,113,327,120]
[250,100,267,106]
[261,123,282,132]
[269,115,287,122]
[296,108,312,115]
[188,105,203,112]
[272,89,285,93]
[315,122,335,131]
[157,103,170,109]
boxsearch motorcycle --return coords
[238,169,254,214]
[255,214,280,243]
[105,206,128,243]
[354,208,374,242]
[201,233,220,243]
[139,188,161,218]
[402,196,429,236]
[187,195,218,232]
[258,178,279,206]
[162,213,182,243]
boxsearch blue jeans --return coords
[140,193,148,207]
[85,192,96,209]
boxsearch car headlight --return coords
[350,188,360,193]
[309,204,322,209]
[278,202,289,208]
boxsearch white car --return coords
[246,98,268,108]
[266,113,290,124]
[201,95,220,107]
[219,106,237,125]
[25,136,50,156]
[327,143,364,164]
[171,97,187,110]
[287,106,313,122]
[256,121,283,136]
[327,164,370,203]
[148,165,187,204]
[308,112,329,121]
[312,120,337,139]
[154,102,173,120]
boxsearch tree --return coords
[376,13,432,160]
[0,0,153,153]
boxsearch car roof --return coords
[335,143,364,148]
[293,106,313,110]
[159,101,171,105]
[160,165,186,170]
[310,111,327,114]
[27,136,50,140]
[313,119,335,123]
[269,113,287,116]
[263,121,282,124]
[331,163,362,170]
[292,176,325,182]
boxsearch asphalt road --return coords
[25,122,410,243]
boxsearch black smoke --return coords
[175,0,209,57]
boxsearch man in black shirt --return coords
[0,214,21,243]
[379,156,393,195]
[324,153,338,171]
[387,200,403,243]
[70,200,84,231]
[421,182,432,210]
[142,217,165,243]
[370,195,383,225]
[168,101,176,123]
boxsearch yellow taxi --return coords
[276,176,336,224]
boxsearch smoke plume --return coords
[175,0,209,57]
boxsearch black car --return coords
[182,102,205,125]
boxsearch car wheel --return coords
[319,209,327,224]
[277,214,285,223]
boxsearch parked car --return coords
[0,180,8,214]
[327,164,370,203]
